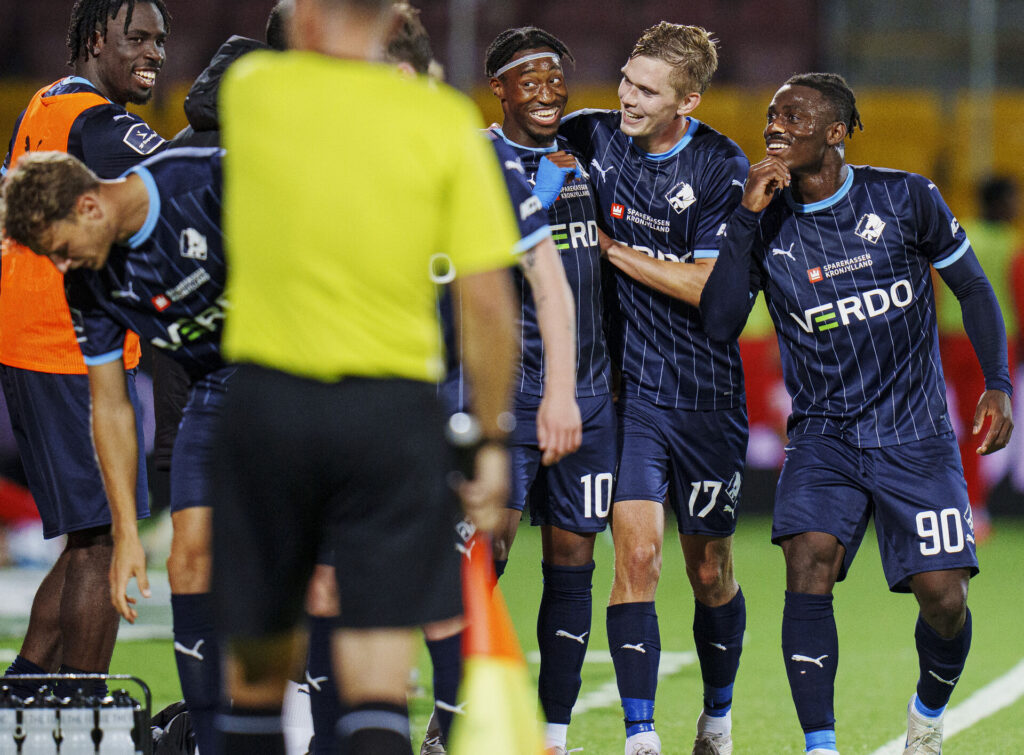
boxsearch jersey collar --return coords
[125,166,161,248]
[784,165,855,213]
[491,127,558,154]
[629,117,698,161]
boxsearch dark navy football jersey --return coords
[490,127,612,398]
[743,166,966,446]
[559,109,748,409]
[2,77,166,180]
[66,148,226,379]
[438,137,550,410]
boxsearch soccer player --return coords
[0,146,232,754]
[211,0,521,753]
[700,72,1013,755]
[558,23,749,755]
[0,0,168,700]
[481,26,615,755]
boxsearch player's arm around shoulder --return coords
[519,233,582,465]
[601,231,715,307]
[88,359,150,622]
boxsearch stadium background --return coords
[2,2,1024,753]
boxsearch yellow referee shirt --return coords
[220,51,519,382]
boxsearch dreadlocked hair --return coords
[484,27,574,78]
[784,72,864,137]
[66,0,171,66]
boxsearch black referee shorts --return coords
[212,365,462,635]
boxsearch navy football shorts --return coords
[170,367,234,512]
[772,431,979,592]
[507,393,616,533]
[614,392,748,537]
[0,364,149,537]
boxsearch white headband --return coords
[492,52,561,78]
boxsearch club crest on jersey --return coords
[807,267,823,283]
[854,213,886,244]
[666,181,696,213]
[152,294,171,312]
[180,228,208,261]
[122,123,165,155]
[610,203,626,219]
[950,217,960,236]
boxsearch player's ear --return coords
[676,91,701,117]
[826,121,847,147]
[88,28,104,58]
[76,192,103,221]
[489,76,504,99]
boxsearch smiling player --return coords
[559,23,749,755]
[481,26,615,755]
[0,0,169,703]
[701,72,1013,755]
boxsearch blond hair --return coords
[630,22,718,96]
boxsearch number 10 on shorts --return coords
[581,473,612,519]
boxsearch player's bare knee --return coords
[305,565,340,617]
[166,542,212,592]
[686,559,734,603]
[617,542,661,590]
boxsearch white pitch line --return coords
[869,658,1024,755]
[525,650,697,715]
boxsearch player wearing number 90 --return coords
[700,73,1013,755]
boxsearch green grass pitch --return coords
[4,515,1023,754]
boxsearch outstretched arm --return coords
[88,359,150,622]
[519,235,582,465]
[453,266,519,532]
[937,250,1014,454]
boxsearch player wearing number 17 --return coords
[700,73,1013,755]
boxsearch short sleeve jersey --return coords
[65,148,227,380]
[559,109,749,409]
[0,77,165,373]
[220,52,519,383]
[744,165,966,447]
[438,137,549,410]
[489,128,612,398]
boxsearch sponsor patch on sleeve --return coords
[122,122,165,155]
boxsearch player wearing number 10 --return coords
[700,73,1013,755]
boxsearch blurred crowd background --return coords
[2,0,1023,563]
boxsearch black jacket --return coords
[170,35,269,148]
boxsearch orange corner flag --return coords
[448,533,546,754]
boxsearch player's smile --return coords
[492,46,568,148]
[763,85,835,171]
[92,1,167,106]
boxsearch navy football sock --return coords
[216,704,285,754]
[4,655,47,699]
[693,586,745,716]
[425,632,462,743]
[306,615,341,754]
[171,592,221,755]
[493,559,508,580]
[607,601,660,736]
[915,608,972,712]
[537,561,594,725]
[782,591,838,735]
[56,663,107,699]
[336,701,411,755]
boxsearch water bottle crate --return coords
[1,674,151,755]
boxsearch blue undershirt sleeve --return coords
[937,249,1013,396]
[700,206,762,343]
